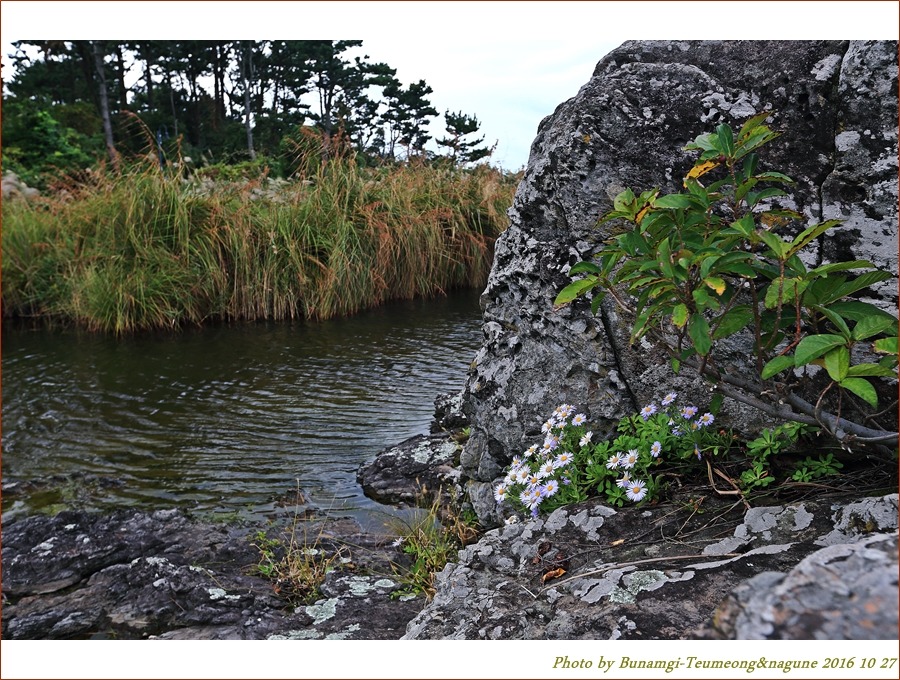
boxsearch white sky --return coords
[2,1,898,171]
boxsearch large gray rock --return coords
[402,493,898,640]
[461,41,898,520]
[1,509,426,639]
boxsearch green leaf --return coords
[758,231,789,259]
[672,303,689,328]
[692,287,720,312]
[716,123,735,157]
[746,187,787,208]
[835,270,894,298]
[845,363,897,378]
[688,313,712,356]
[809,260,875,277]
[736,112,771,143]
[653,194,697,210]
[764,277,808,309]
[684,132,718,153]
[786,220,840,258]
[725,214,756,237]
[794,334,848,366]
[826,300,894,323]
[735,177,759,203]
[813,305,852,340]
[704,276,726,295]
[873,336,898,355]
[761,354,795,379]
[657,238,675,279]
[670,357,681,374]
[838,377,878,408]
[852,315,898,341]
[613,188,636,213]
[823,346,850,382]
[753,171,794,184]
[555,276,599,306]
[713,306,754,339]
[568,261,602,275]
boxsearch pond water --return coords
[1,290,484,532]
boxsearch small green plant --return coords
[250,485,348,604]
[495,394,731,518]
[555,114,898,451]
[791,452,844,483]
[388,489,478,599]
[740,420,819,491]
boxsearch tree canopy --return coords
[2,39,495,184]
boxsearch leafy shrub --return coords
[555,114,898,451]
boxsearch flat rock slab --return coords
[1,509,426,640]
[402,493,898,640]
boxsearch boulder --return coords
[460,40,899,522]
[402,493,898,639]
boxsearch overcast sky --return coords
[3,1,897,171]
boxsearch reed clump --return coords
[2,157,516,333]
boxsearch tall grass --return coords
[2,157,516,333]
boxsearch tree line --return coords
[2,40,495,184]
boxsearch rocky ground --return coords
[3,392,897,640]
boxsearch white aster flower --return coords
[625,479,648,502]
[650,441,662,458]
[571,413,587,426]
[554,451,574,468]
[606,453,623,469]
[622,449,640,469]
[538,460,557,477]
[661,392,678,406]
[640,403,657,420]
[494,483,509,503]
[543,479,560,497]
[698,412,715,427]
[616,472,632,489]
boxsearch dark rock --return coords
[432,391,470,432]
[357,433,463,506]
[1,509,426,640]
[459,40,899,520]
[402,493,898,639]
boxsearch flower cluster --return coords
[494,403,580,517]
[495,393,727,521]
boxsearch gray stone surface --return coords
[1,509,425,639]
[460,41,899,517]
[402,494,898,640]
[710,533,899,639]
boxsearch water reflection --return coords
[2,290,483,531]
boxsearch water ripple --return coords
[2,290,483,529]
